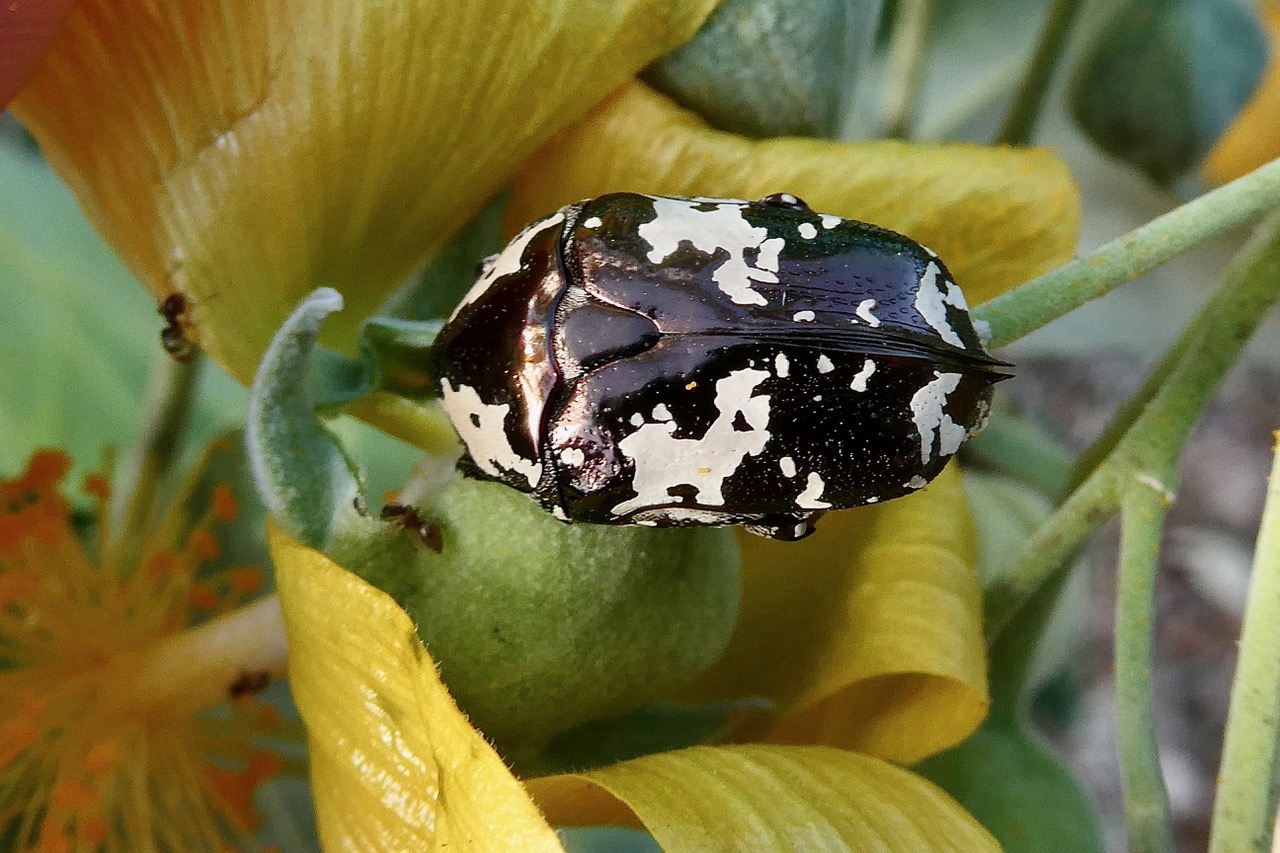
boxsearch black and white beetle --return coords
[431,192,1009,541]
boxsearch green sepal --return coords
[358,317,444,401]
[644,0,883,139]
[246,288,372,550]
[1068,0,1267,185]
[533,699,772,776]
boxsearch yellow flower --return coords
[9,1,1082,846]
[0,448,298,852]
[11,0,721,385]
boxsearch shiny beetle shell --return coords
[431,192,1008,541]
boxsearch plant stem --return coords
[995,0,1086,145]
[105,351,202,575]
[1115,481,1175,853]
[880,0,934,139]
[986,210,1280,643]
[1209,435,1280,853]
[975,156,1280,350]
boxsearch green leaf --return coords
[644,0,883,138]
[0,141,243,485]
[529,744,999,851]
[1068,0,1268,184]
[915,717,1103,853]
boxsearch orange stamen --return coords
[189,529,221,561]
[210,485,238,522]
[225,567,264,597]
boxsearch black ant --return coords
[380,502,444,553]
[227,670,271,699]
[159,292,195,362]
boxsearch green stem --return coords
[880,0,934,139]
[975,156,1280,350]
[984,463,1117,642]
[995,0,1086,145]
[105,351,202,575]
[1115,481,1174,853]
[1209,437,1280,853]
[986,210,1280,642]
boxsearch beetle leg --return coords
[743,511,824,541]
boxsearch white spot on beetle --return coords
[583,216,603,228]
[559,447,585,467]
[865,496,880,504]
[914,262,966,348]
[551,505,569,521]
[813,394,823,402]
[820,214,841,229]
[817,354,835,374]
[855,298,881,327]
[798,222,818,240]
[779,456,797,478]
[638,197,783,306]
[757,236,784,272]
[454,212,565,317]
[907,475,929,490]
[909,371,967,464]
[630,412,645,427]
[850,359,876,392]
[440,379,541,488]
[612,367,772,515]
[796,472,831,509]
[652,403,673,422]
[775,352,790,378]
[793,310,816,322]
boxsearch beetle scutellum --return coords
[430,192,1009,541]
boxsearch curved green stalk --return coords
[1115,481,1174,853]
[975,156,1280,350]
[995,0,1086,145]
[986,210,1280,642]
[1209,436,1280,853]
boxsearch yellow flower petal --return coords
[510,81,1080,305]
[678,466,988,765]
[13,0,721,384]
[528,744,998,851]
[268,522,562,851]
[1204,2,1280,184]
